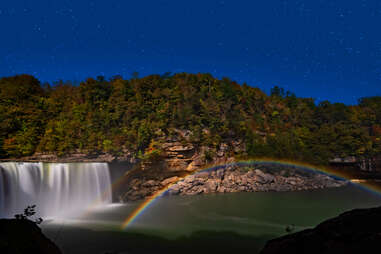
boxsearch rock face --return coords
[0,219,62,254]
[260,206,381,254]
[160,141,196,171]
[120,165,347,202]
[115,131,348,201]
[155,131,241,173]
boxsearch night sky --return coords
[1,0,381,104]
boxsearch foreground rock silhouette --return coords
[0,219,62,254]
[260,206,381,254]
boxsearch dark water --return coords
[41,184,381,254]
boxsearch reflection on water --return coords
[41,184,381,254]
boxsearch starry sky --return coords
[1,0,381,104]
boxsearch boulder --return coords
[195,171,210,179]
[142,179,157,187]
[204,179,219,192]
[167,185,181,195]
[216,169,225,179]
[217,185,226,192]
[161,176,181,186]
[166,159,191,171]
[255,170,275,184]
[184,175,195,183]
[166,144,194,152]
[186,157,204,171]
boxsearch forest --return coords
[0,73,380,165]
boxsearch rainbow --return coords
[120,158,381,230]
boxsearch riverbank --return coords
[260,205,381,254]
[120,165,347,202]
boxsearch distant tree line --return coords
[0,73,380,165]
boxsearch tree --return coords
[14,205,43,225]
[0,73,380,167]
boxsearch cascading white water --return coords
[0,162,112,218]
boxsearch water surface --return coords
[41,184,381,253]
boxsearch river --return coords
[2,162,381,253]
[41,185,381,254]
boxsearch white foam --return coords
[0,162,112,218]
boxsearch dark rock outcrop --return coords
[260,206,381,254]
[0,219,62,254]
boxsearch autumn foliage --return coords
[0,73,380,164]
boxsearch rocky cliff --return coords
[105,130,346,201]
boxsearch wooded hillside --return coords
[1,73,380,165]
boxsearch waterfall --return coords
[0,162,112,218]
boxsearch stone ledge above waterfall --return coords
[0,152,137,163]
